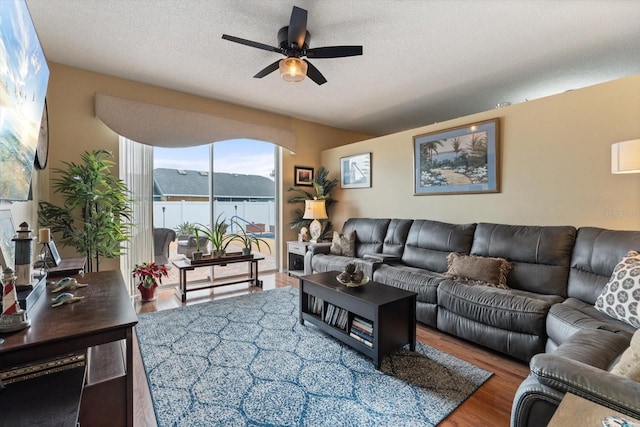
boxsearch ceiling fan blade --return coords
[254,60,281,78]
[222,34,281,53]
[288,6,308,48]
[304,60,327,85]
[306,46,363,58]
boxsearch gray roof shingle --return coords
[153,168,275,198]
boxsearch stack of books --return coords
[349,316,374,347]
[324,303,349,330]
[307,295,324,316]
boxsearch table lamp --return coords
[303,198,328,243]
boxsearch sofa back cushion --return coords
[382,219,413,257]
[401,219,476,272]
[471,223,576,296]
[569,227,640,304]
[342,218,391,258]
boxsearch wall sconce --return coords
[303,198,328,242]
[612,139,640,174]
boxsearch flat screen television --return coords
[0,0,49,201]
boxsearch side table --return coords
[548,393,640,426]
[287,241,312,276]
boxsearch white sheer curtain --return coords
[119,136,154,294]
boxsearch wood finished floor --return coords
[133,273,530,426]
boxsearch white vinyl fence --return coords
[153,200,275,233]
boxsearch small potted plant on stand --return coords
[196,214,233,258]
[230,220,272,256]
[133,262,168,302]
[191,228,204,260]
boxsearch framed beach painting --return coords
[341,153,371,189]
[294,166,314,186]
[413,119,500,195]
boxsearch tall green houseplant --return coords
[38,149,133,272]
[288,166,337,240]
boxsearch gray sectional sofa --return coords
[304,217,640,426]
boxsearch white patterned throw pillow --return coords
[595,250,640,328]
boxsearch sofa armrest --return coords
[304,243,331,274]
[530,353,640,418]
[362,253,401,264]
[308,243,331,255]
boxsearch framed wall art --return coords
[294,166,314,186]
[413,118,500,195]
[341,153,371,189]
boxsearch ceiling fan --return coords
[222,5,363,85]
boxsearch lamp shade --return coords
[279,57,307,82]
[612,139,640,174]
[303,199,328,220]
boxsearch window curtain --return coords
[119,136,154,295]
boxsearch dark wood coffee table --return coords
[299,271,417,369]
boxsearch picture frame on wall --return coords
[413,118,500,195]
[294,166,314,186]
[341,152,371,189]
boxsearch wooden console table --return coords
[0,270,138,427]
[172,254,264,302]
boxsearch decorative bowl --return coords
[336,275,370,287]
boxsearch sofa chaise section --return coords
[545,227,640,351]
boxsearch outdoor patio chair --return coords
[177,235,210,258]
[153,228,176,266]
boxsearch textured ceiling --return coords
[25,0,640,136]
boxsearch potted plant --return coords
[230,220,272,256]
[196,214,233,257]
[174,221,196,239]
[38,149,133,272]
[288,166,337,241]
[133,262,168,302]
[191,228,204,260]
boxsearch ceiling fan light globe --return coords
[279,58,307,82]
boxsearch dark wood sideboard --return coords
[0,270,138,426]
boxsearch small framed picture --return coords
[45,240,62,267]
[341,153,371,189]
[294,166,314,186]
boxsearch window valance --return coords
[95,93,296,151]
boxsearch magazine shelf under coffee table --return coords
[299,271,417,369]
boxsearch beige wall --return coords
[322,75,640,232]
[41,62,370,270]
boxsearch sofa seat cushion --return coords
[310,254,378,278]
[438,280,563,336]
[546,298,636,349]
[373,264,446,304]
[552,329,631,370]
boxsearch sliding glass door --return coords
[152,139,277,286]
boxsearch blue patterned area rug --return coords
[136,287,492,426]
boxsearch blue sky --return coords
[154,139,276,178]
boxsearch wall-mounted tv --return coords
[0,0,49,201]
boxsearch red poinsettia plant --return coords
[133,262,168,288]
